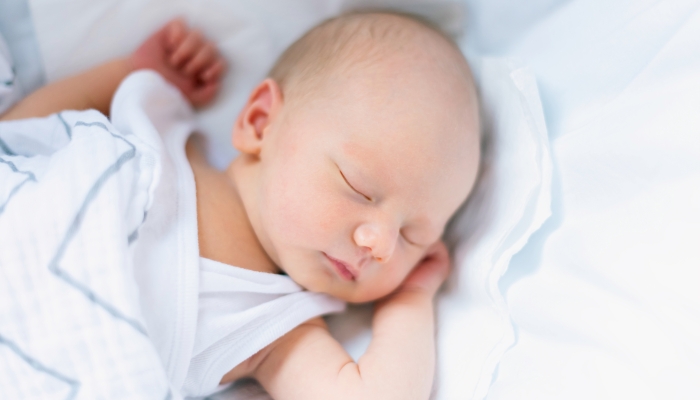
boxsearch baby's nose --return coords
[353,222,398,263]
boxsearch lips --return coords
[323,253,357,281]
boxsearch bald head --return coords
[269,12,476,108]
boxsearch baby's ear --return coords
[232,78,283,156]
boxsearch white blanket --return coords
[0,109,176,399]
[487,1,700,398]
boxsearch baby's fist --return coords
[396,240,450,298]
[131,18,226,107]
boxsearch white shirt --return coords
[184,257,345,397]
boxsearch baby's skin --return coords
[2,14,480,400]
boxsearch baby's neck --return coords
[186,137,280,274]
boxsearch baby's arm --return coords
[0,19,224,121]
[0,59,131,121]
[252,241,450,400]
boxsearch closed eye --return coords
[338,167,372,201]
[400,231,421,247]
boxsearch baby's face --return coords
[241,59,479,303]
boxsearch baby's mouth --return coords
[323,253,356,281]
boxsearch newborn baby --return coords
[192,11,480,398]
[1,11,479,400]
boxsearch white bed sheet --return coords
[474,0,700,399]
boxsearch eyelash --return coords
[339,169,372,202]
[400,231,421,247]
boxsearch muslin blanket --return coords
[0,107,176,398]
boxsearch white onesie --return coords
[110,71,345,398]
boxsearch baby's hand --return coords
[395,240,450,298]
[130,18,226,107]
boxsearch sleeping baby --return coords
[1,11,480,400]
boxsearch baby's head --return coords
[231,12,480,303]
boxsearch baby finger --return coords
[200,59,226,83]
[165,18,187,51]
[170,30,203,68]
[184,43,217,76]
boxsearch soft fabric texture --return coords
[110,67,201,391]
[185,257,345,397]
[483,1,700,398]
[0,109,173,398]
[432,57,552,400]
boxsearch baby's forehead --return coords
[340,118,474,181]
[326,65,478,164]
[336,111,478,202]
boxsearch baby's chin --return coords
[322,289,384,304]
[317,278,399,304]
[288,268,381,303]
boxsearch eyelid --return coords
[400,230,421,247]
[339,168,372,201]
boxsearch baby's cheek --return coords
[391,251,422,285]
[357,256,412,301]
[267,166,341,247]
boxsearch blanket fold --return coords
[0,110,174,399]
